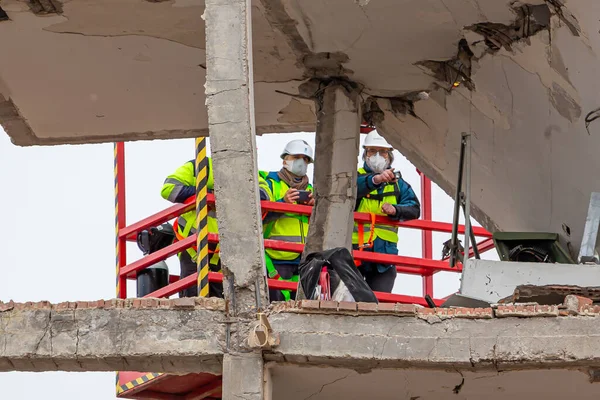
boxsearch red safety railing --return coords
[114,142,493,307]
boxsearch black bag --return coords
[136,223,176,255]
[298,247,378,303]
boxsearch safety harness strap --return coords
[355,212,376,267]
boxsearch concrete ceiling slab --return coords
[0,0,313,145]
[270,365,600,400]
[2,0,600,254]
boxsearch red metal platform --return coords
[112,137,493,399]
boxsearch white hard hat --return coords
[363,131,393,149]
[280,139,314,163]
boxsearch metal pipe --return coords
[463,132,472,266]
[449,135,467,267]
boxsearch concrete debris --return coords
[303,52,351,79]
[28,0,62,15]
[499,284,600,305]
[362,97,385,127]
[467,4,550,52]
[416,39,475,92]
[495,304,559,317]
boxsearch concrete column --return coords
[303,82,361,255]
[204,0,269,316]
[204,2,269,397]
[222,353,265,400]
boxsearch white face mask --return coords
[284,158,308,176]
[366,153,388,173]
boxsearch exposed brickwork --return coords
[338,301,357,311]
[1,297,597,320]
[494,304,559,317]
[270,300,596,319]
[0,297,226,313]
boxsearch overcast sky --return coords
[0,128,491,399]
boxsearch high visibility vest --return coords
[352,168,400,245]
[170,159,269,263]
[172,158,220,263]
[262,176,312,261]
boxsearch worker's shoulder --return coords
[265,171,281,182]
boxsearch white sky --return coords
[0,128,493,399]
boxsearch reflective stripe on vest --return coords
[352,168,400,244]
[176,212,220,265]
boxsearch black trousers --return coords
[358,264,397,293]
[179,248,224,298]
[269,263,298,302]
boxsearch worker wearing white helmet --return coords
[259,139,315,301]
[353,131,421,293]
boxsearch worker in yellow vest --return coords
[259,140,315,301]
[353,131,420,293]
[161,157,268,298]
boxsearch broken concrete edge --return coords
[0,124,316,147]
[267,298,600,318]
[2,296,600,318]
[0,297,226,312]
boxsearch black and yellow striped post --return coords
[195,137,210,297]
[114,142,127,299]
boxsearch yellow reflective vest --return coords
[161,158,219,263]
[352,167,400,245]
[259,173,312,262]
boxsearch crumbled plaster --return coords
[467,4,551,52]
[277,98,315,123]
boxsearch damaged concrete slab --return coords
[4,297,600,398]
[460,259,600,303]
[0,298,226,373]
[269,366,600,400]
[2,1,600,257]
[4,297,600,373]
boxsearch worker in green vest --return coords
[162,157,268,298]
[259,140,315,302]
[353,131,420,293]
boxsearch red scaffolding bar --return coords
[420,171,434,297]
[114,140,494,306]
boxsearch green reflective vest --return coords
[161,158,268,263]
[260,175,312,262]
[352,168,400,245]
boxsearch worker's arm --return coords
[389,180,421,221]
[258,176,273,201]
[161,161,196,203]
[357,173,382,198]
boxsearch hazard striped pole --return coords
[114,142,127,299]
[195,137,210,297]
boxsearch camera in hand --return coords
[393,170,402,181]
[297,190,311,204]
